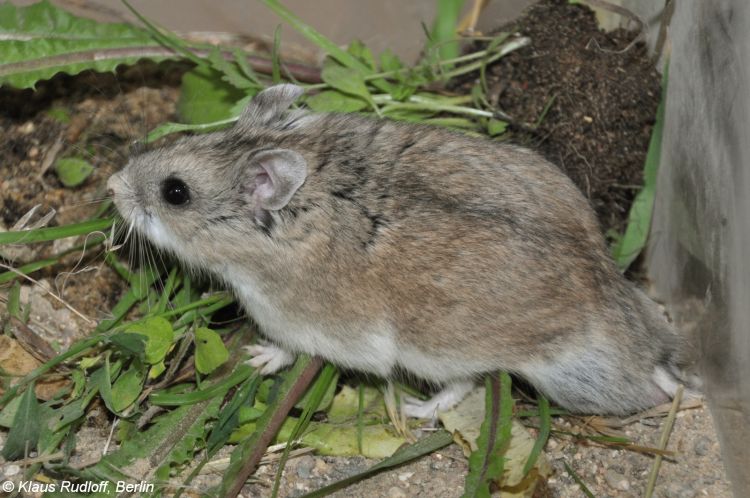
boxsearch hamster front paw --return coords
[403,380,474,419]
[244,343,296,374]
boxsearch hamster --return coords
[107,84,696,417]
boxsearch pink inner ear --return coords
[254,171,274,201]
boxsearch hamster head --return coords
[107,84,308,268]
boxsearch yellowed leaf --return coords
[0,336,70,400]
[440,386,551,497]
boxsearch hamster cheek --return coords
[141,215,177,252]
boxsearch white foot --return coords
[244,343,295,374]
[403,380,475,419]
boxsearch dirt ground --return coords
[0,63,183,334]
[453,0,660,236]
[0,1,732,496]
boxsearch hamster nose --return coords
[106,174,119,197]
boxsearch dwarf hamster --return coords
[108,84,695,417]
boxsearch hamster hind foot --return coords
[403,380,475,419]
[244,343,296,374]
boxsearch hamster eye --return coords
[161,177,190,206]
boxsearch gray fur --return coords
[108,84,697,415]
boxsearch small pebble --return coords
[605,469,630,491]
[295,455,315,479]
[398,471,414,482]
[313,458,329,475]
[387,486,406,498]
[694,436,712,456]
[19,122,35,134]
[28,146,39,159]
[4,464,20,477]
[661,482,694,498]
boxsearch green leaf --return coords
[149,360,167,379]
[487,119,508,137]
[463,372,514,498]
[0,0,172,89]
[108,332,147,358]
[2,383,41,460]
[178,65,247,124]
[145,116,237,143]
[97,357,123,414]
[327,384,384,424]
[612,66,668,270]
[154,397,223,483]
[110,363,145,412]
[233,47,263,86]
[194,327,229,375]
[305,90,368,113]
[125,316,175,364]
[321,61,374,106]
[78,399,219,491]
[379,49,404,73]
[206,374,261,455]
[347,40,376,70]
[207,47,257,90]
[0,395,22,429]
[46,106,71,123]
[54,157,94,187]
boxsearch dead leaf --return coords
[0,335,69,400]
[440,386,552,498]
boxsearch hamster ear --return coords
[238,84,304,128]
[246,149,307,211]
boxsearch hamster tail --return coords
[634,289,703,398]
[520,288,702,415]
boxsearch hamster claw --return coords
[244,343,295,375]
[403,380,474,419]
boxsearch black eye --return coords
[161,177,190,206]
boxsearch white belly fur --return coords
[228,270,397,377]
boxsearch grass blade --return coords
[0,218,113,245]
[258,0,390,93]
[149,364,254,406]
[427,0,466,62]
[522,394,550,476]
[563,461,596,498]
[271,24,282,83]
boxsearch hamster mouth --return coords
[124,208,180,256]
[108,172,176,254]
